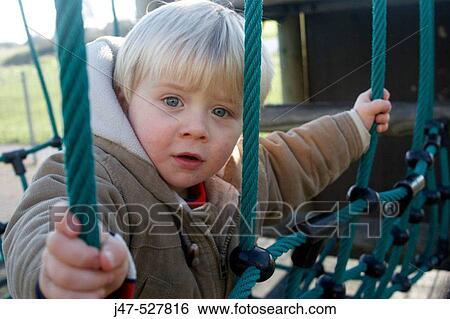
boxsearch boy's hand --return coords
[38,205,129,298]
[353,88,392,133]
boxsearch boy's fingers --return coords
[46,231,101,269]
[41,269,106,298]
[357,88,390,104]
[357,89,372,103]
[43,248,114,292]
[377,123,389,133]
[375,113,390,124]
[371,100,392,114]
[52,207,81,239]
[41,273,106,299]
[100,235,128,271]
[104,257,130,294]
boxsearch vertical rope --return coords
[18,0,60,139]
[54,0,100,248]
[422,169,439,261]
[239,0,263,251]
[111,0,120,36]
[355,0,386,187]
[332,0,386,285]
[285,267,305,298]
[412,0,435,150]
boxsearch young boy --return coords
[2,0,391,298]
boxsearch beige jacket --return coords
[2,37,370,298]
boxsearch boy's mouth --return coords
[174,152,204,161]
[173,153,205,170]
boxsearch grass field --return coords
[0,21,282,145]
[0,50,63,144]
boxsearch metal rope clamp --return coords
[393,174,426,215]
[230,246,275,282]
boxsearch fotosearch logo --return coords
[48,199,400,239]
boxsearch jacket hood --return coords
[86,36,153,165]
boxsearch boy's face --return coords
[127,77,242,197]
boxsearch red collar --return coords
[185,182,207,209]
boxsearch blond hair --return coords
[113,0,273,108]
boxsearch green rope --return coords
[228,267,260,299]
[299,286,324,299]
[111,0,120,37]
[267,232,306,258]
[356,0,437,298]
[373,245,402,298]
[54,0,100,248]
[18,0,60,140]
[342,263,366,281]
[412,0,435,150]
[239,0,263,251]
[275,264,292,272]
[381,1,437,298]
[285,266,305,298]
[355,279,371,298]
[299,269,316,294]
[0,238,5,263]
[18,174,28,190]
[333,187,405,283]
[422,171,439,261]
[354,0,386,187]
[400,223,420,275]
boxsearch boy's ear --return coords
[114,86,129,114]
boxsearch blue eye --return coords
[212,107,229,118]
[163,96,182,107]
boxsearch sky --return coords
[0,0,136,44]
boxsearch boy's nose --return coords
[178,115,209,141]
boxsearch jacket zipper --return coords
[219,203,241,295]
[184,199,240,297]
[206,209,238,298]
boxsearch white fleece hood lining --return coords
[86,36,152,164]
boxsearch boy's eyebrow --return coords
[152,82,189,91]
[153,81,236,105]
[214,95,234,105]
